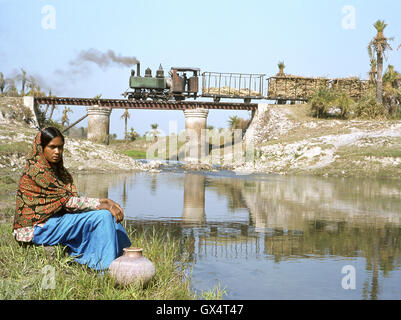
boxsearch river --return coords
[73,167,401,300]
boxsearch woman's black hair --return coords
[40,127,65,149]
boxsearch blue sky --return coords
[1,0,400,137]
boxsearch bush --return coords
[308,86,394,120]
[309,87,336,118]
[332,91,355,119]
[354,94,388,119]
[127,127,140,141]
[41,118,64,131]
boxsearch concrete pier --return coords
[183,108,209,161]
[86,105,112,144]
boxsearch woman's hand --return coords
[99,198,124,223]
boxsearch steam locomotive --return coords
[122,63,200,102]
[122,62,265,103]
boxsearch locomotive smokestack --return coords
[137,62,140,77]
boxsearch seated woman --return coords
[12,127,131,270]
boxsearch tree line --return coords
[0,68,47,97]
[308,20,401,119]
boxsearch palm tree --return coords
[26,75,43,97]
[61,106,73,127]
[277,61,285,76]
[5,79,18,96]
[128,127,139,141]
[383,65,399,83]
[367,45,377,82]
[120,108,131,140]
[382,65,401,113]
[368,20,394,104]
[228,115,240,129]
[0,73,5,95]
[149,123,159,141]
[19,68,27,95]
[26,76,36,95]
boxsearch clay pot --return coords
[109,247,155,286]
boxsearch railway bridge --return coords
[32,96,258,146]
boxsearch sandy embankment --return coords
[2,100,401,178]
[231,104,401,177]
[0,107,161,174]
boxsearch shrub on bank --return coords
[354,94,388,119]
[308,86,391,120]
[309,87,354,119]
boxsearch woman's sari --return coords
[12,130,131,270]
[13,131,78,230]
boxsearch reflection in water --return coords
[121,177,127,208]
[73,171,401,299]
[151,175,157,195]
[182,174,206,225]
[74,174,109,198]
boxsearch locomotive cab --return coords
[170,67,199,100]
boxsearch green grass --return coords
[0,173,18,203]
[120,137,187,160]
[123,150,147,159]
[0,141,30,155]
[0,219,226,300]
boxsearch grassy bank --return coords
[0,217,224,300]
[309,136,401,178]
[110,137,152,159]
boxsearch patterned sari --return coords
[13,131,78,230]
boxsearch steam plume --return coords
[69,48,139,69]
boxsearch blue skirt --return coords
[32,210,131,270]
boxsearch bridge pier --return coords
[183,108,209,162]
[86,105,112,145]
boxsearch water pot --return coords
[109,247,155,286]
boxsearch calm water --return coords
[73,168,401,300]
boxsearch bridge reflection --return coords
[73,171,401,299]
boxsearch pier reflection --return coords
[182,174,206,225]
